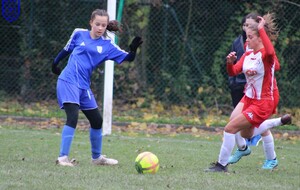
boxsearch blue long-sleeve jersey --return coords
[57,28,128,89]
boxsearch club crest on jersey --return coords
[245,69,257,76]
[97,46,103,53]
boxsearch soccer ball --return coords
[135,151,159,174]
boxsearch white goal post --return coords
[102,0,116,135]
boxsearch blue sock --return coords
[59,125,75,157]
[90,128,102,159]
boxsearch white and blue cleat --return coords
[246,135,262,146]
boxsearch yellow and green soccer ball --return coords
[135,152,159,174]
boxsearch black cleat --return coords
[281,114,292,125]
[205,162,228,172]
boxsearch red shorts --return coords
[241,96,274,128]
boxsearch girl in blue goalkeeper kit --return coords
[52,9,142,166]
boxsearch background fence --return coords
[1,0,299,123]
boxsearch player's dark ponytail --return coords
[107,20,123,33]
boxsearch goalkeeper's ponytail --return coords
[107,20,123,33]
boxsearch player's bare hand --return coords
[257,16,265,30]
[226,52,237,64]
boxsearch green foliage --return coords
[0,1,299,110]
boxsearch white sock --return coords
[262,133,276,160]
[218,131,236,166]
[235,132,247,150]
[253,118,281,137]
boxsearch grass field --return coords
[0,126,299,190]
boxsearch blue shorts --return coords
[56,79,98,110]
